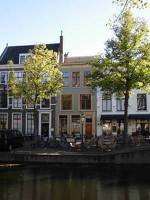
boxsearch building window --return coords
[19,54,32,64]
[102,120,112,135]
[0,72,8,84]
[13,97,22,108]
[12,113,22,132]
[71,115,80,135]
[102,93,112,111]
[0,114,8,129]
[63,72,70,87]
[72,72,80,87]
[41,98,50,108]
[84,71,90,86]
[15,71,24,82]
[136,120,149,136]
[80,94,91,110]
[61,95,72,110]
[26,113,34,135]
[116,97,124,111]
[0,90,7,108]
[137,94,147,110]
[59,115,67,135]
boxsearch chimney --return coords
[59,30,63,64]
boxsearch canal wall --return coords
[0,146,150,165]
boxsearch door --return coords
[85,117,92,138]
[39,112,51,138]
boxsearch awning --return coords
[100,114,150,120]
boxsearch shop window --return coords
[137,94,147,110]
[71,115,80,135]
[80,94,91,110]
[102,93,112,111]
[136,120,149,136]
[116,121,124,135]
[72,72,80,87]
[59,115,67,135]
[61,95,72,110]
[102,120,112,135]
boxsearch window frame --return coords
[116,97,125,111]
[137,93,147,111]
[80,94,91,110]
[26,113,34,135]
[61,94,72,111]
[19,53,32,64]
[72,72,80,87]
[63,71,70,87]
[0,113,8,129]
[102,93,112,112]
[12,113,22,132]
[12,97,22,109]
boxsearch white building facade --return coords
[97,88,150,137]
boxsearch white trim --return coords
[40,97,51,109]
[38,110,52,138]
[19,53,32,64]
[26,112,34,135]
[12,96,22,109]
[12,112,22,132]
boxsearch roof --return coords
[0,43,60,65]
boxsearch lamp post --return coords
[81,113,85,151]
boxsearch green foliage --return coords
[9,44,63,107]
[113,0,149,9]
[90,10,150,95]
[90,10,150,140]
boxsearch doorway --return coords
[39,112,51,138]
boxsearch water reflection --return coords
[0,165,150,200]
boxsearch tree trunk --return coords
[33,107,38,139]
[123,91,129,145]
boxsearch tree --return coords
[90,10,150,143]
[113,0,149,21]
[9,44,63,136]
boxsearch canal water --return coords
[0,165,150,200]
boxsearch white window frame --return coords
[0,71,8,85]
[14,71,24,82]
[12,113,22,132]
[12,97,22,109]
[19,53,32,64]
[26,113,34,135]
[40,97,51,109]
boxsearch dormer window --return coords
[19,53,32,64]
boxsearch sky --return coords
[0,0,149,57]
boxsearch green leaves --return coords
[90,10,150,95]
[9,44,63,107]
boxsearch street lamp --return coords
[81,113,85,151]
